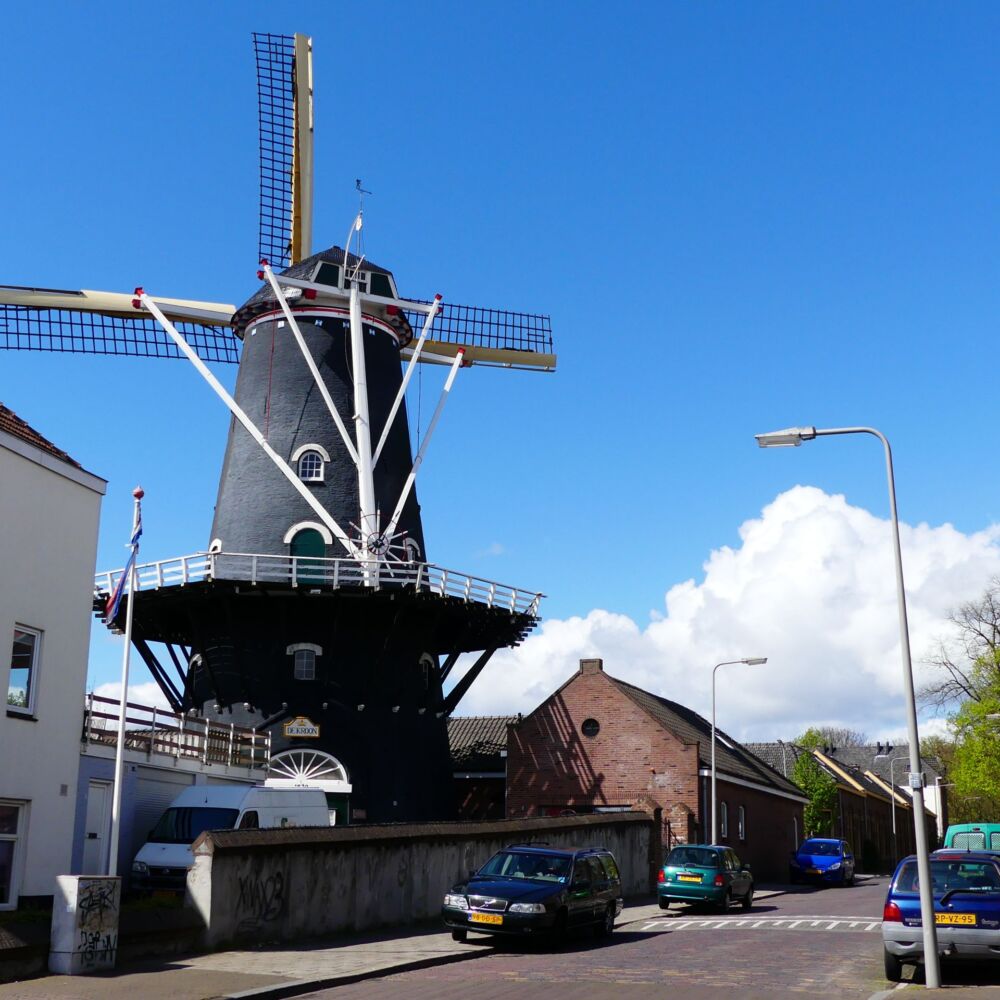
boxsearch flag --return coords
[105,513,143,622]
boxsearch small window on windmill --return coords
[297,450,324,482]
[293,649,316,681]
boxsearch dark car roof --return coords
[503,844,610,856]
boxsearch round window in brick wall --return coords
[581,718,600,738]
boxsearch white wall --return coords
[0,430,105,904]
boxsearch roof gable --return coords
[0,403,81,468]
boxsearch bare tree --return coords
[920,578,1000,710]
[812,726,868,748]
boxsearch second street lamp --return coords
[712,657,767,845]
[755,424,941,989]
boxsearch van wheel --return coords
[658,897,670,910]
[884,948,903,982]
[451,929,467,943]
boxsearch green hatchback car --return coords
[657,844,754,912]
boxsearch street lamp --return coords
[755,424,941,989]
[711,657,767,844]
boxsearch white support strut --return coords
[349,281,378,556]
[138,293,357,559]
[373,294,442,468]
[262,264,360,464]
[382,348,465,544]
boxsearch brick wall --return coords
[506,660,700,830]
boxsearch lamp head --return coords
[755,426,817,448]
[743,657,767,666]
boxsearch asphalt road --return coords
[299,878,895,999]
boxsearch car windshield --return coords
[801,841,840,856]
[476,850,571,882]
[666,847,719,868]
[895,859,1000,895]
[148,807,240,845]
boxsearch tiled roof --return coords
[449,715,515,771]
[819,744,944,784]
[608,677,805,799]
[0,403,81,468]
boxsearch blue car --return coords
[789,838,855,886]
[882,850,1000,982]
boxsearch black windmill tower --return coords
[0,33,556,822]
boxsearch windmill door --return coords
[290,528,326,583]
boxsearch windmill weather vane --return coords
[0,32,556,822]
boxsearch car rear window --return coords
[952,831,987,850]
[895,859,1000,894]
[801,840,840,856]
[667,847,719,868]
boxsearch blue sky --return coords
[3,2,1000,738]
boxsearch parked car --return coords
[882,850,1000,982]
[942,823,1000,852]
[131,785,331,893]
[657,844,754,912]
[441,843,623,943]
[788,838,855,886]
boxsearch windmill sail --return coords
[0,286,239,363]
[253,32,313,270]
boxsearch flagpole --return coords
[107,486,144,876]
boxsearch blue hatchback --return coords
[788,838,855,886]
[882,850,1000,982]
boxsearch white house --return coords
[0,404,105,908]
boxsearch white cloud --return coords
[453,486,1000,742]
[475,542,505,558]
[93,680,172,710]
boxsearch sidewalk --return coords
[0,893,776,1000]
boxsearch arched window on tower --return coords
[291,443,331,483]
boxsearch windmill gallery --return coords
[0,32,557,824]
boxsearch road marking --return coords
[639,915,880,935]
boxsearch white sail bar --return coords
[138,292,357,559]
[261,264,359,464]
[270,272,439,317]
[382,348,465,546]
[0,285,235,325]
[372,293,442,468]
[348,281,378,576]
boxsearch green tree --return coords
[793,729,840,836]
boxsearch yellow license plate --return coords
[678,875,701,883]
[936,913,976,926]
[471,912,503,925]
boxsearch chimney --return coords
[579,658,603,675]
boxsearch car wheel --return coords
[741,884,754,911]
[451,929,468,943]
[551,909,568,946]
[847,870,855,887]
[658,897,670,910]
[594,903,615,939]
[789,870,799,884]
[884,948,903,983]
[718,891,731,914]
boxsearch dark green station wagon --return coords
[657,844,754,912]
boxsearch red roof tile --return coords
[0,403,81,468]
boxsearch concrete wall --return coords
[188,813,656,948]
[0,428,105,906]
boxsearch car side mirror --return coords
[468,869,477,880]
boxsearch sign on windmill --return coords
[283,716,320,739]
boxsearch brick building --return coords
[448,715,514,820]
[505,658,806,880]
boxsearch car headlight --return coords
[508,902,546,913]
[443,894,469,909]
[828,862,841,870]
[132,861,149,875]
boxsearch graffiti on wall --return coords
[75,877,119,970]
[236,870,286,935]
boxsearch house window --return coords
[297,450,324,482]
[0,802,23,908]
[293,649,316,681]
[581,718,600,738]
[738,805,746,841]
[719,801,728,839]
[7,628,40,713]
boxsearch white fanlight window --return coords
[738,805,746,841]
[720,801,728,838]
[291,443,330,483]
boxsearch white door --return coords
[82,781,111,874]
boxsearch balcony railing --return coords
[94,552,543,616]
[82,693,271,769]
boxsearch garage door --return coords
[128,767,194,868]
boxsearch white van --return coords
[131,785,331,892]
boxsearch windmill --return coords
[0,33,555,822]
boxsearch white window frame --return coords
[290,443,331,484]
[283,521,334,545]
[0,800,27,911]
[719,801,728,838]
[738,804,746,841]
[287,643,322,682]
[7,625,41,716]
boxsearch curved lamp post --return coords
[755,425,940,989]
[712,657,767,845]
